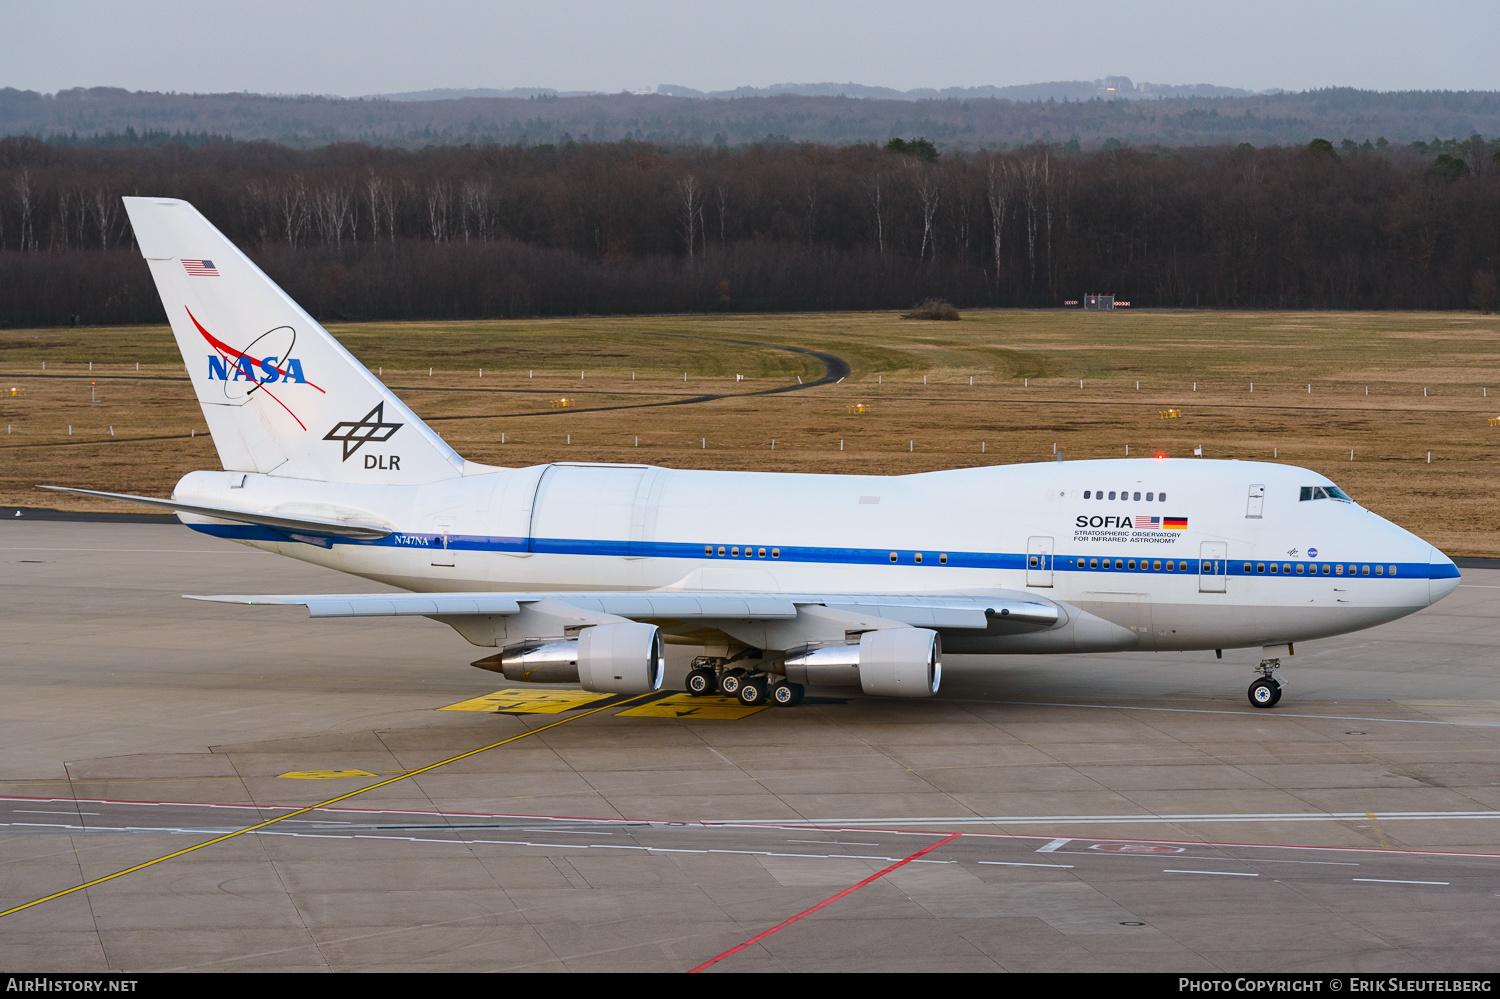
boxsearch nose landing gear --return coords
[1248,659,1284,708]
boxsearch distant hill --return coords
[5,84,1499,149]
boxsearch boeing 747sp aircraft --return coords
[46,197,1461,710]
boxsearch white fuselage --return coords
[174,456,1459,655]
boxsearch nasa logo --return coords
[1308,547,1319,557]
[207,355,307,384]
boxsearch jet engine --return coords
[576,621,665,694]
[474,621,665,694]
[783,628,940,698]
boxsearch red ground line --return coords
[687,831,961,974]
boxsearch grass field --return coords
[3,308,1499,555]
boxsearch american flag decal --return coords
[182,259,220,277]
[1133,515,1161,529]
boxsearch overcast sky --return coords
[7,0,1498,96]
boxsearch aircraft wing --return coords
[38,486,394,540]
[186,590,1061,629]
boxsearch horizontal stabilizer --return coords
[38,485,393,540]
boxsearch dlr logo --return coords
[365,454,401,470]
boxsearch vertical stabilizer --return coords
[124,197,464,483]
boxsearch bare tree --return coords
[911,164,940,262]
[312,184,352,247]
[676,173,702,259]
[425,181,451,242]
[866,175,886,258]
[14,169,35,252]
[714,183,729,246]
[365,173,385,242]
[461,179,492,242]
[90,189,119,251]
[985,155,1011,282]
[276,177,307,247]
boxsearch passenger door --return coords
[1199,541,1227,593]
[1246,484,1265,519]
[1026,536,1054,587]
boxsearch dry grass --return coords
[3,308,1499,554]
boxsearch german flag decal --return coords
[1163,516,1188,530]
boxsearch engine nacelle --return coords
[782,628,940,698]
[576,621,665,694]
[858,628,940,697]
[488,640,580,683]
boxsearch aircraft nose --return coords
[1428,546,1460,605]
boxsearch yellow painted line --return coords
[0,693,649,922]
[277,769,378,780]
[438,688,615,714]
[619,693,767,720]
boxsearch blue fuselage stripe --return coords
[184,524,1458,580]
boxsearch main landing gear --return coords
[685,657,804,707]
[1248,659,1284,709]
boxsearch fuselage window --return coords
[1114,559,1123,569]
[758,547,767,558]
[1108,491,1117,500]
[1159,493,1167,502]
[1321,564,1330,575]
[1133,492,1141,501]
[1389,565,1396,575]
[1243,562,1252,572]
[1153,560,1162,570]
[1179,561,1188,571]
[1257,563,1266,573]
[1361,565,1370,575]
[1296,564,1305,574]
[1090,558,1098,568]
[938,553,947,564]
[1374,564,1383,575]
[1127,560,1136,570]
[1146,492,1154,501]
[705,545,713,556]
[890,552,899,563]
[718,546,726,556]
[772,548,781,558]
[915,552,923,563]
[1269,563,1278,573]
[1084,490,1091,499]
[731,547,739,557]
[1335,564,1344,575]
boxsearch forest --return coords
[0,134,1496,327]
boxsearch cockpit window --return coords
[1300,484,1353,503]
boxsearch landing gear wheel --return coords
[718,669,747,696]
[685,667,717,696]
[1249,676,1282,709]
[737,676,768,706]
[770,681,804,706]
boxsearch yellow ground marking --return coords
[438,688,614,713]
[619,694,767,720]
[276,769,378,780]
[0,693,650,921]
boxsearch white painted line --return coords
[776,810,1500,827]
[1352,878,1449,885]
[1037,837,1070,853]
[1165,869,1259,877]
[979,861,1075,868]
[948,697,1500,729]
[14,810,99,815]
[787,839,880,846]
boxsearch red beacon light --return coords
[1155,451,1167,459]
